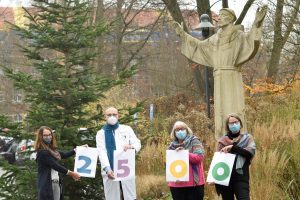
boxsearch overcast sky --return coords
[0,0,268,26]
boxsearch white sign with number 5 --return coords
[113,149,135,181]
[74,147,99,178]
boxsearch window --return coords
[14,89,22,103]
[14,114,23,123]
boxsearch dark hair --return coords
[225,113,243,133]
[34,126,57,150]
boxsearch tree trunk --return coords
[266,0,300,81]
[196,0,211,18]
[94,0,104,73]
[161,0,214,100]
[222,0,228,8]
[161,0,187,31]
[235,0,255,25]
[115,0,124,72]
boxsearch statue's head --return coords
[218,8,237,27]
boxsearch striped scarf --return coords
[218,132,256,174]
[169,135,204,184]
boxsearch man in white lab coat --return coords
[96,107,141,200]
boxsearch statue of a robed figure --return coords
[174,6,268,138]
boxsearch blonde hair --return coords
[34,126,57,150]
[170,121,193,140]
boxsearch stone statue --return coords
[173,6,268,138]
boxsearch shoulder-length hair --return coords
[225,113,243,133]
[34,126,57,150]
[170,121,193,140]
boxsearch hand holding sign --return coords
[207,152,236,186]
[113,149,135,181]
[74,147,99,178]
[166,150,189,182]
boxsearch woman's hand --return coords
[74,144,88,152]
[0,128,9,133]
[220,145,233,153]
[175,147,184,151]
[68,171,81,181]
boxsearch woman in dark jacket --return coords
[34,126,80,200]
[215,113,256,200]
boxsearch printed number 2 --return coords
[117,159,130,178]
[77,156,91,174]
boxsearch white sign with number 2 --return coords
[113,149,135,181]
[74,147,99,178]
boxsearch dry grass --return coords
[253,118,300,150]
[136,117,300,199]
[250,149,290,200]
[136,142,166,176]
[136,175,169,200]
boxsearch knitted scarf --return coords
[218,132,256,174]
[46,147,61,161]
[169,135,204,184]
[103,123,119,170]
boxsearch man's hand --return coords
[220,145,233,153]
[124,144,133,151]
[107,170,115,180]
[254,5,268,27]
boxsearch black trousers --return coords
[170,185,204,200]
[216,181,250,200]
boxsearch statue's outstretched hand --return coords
[254,5,268,27]
[172,21,185,37]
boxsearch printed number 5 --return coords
[77,156,91,174]
[117,159,130,178]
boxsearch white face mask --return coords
[107,116,118,125]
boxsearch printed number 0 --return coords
[77,156,92,174]
[170,160,188,178]
[117,159,130,178]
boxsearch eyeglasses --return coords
[174,127,186,132]
[228,121,240,125]
[43,134,52,138]
[106,113,118,117]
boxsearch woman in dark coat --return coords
[215,113,256,200]
[34,126,80,200]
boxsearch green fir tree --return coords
[1,0,140,199]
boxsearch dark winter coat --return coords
[36,149,75,200]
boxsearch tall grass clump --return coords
[250,118,300,200]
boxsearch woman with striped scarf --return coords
[215,113,256,200]
[167,121,205,200]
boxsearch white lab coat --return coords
[96,124,141,200]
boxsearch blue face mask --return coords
[175,130,187,140]
[43,138,52,144]
[229,123,241,133]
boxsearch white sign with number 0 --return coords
[74,147,99,178]
[113,149,135,181]
[166,150,189,182]
[207,152,236,186]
